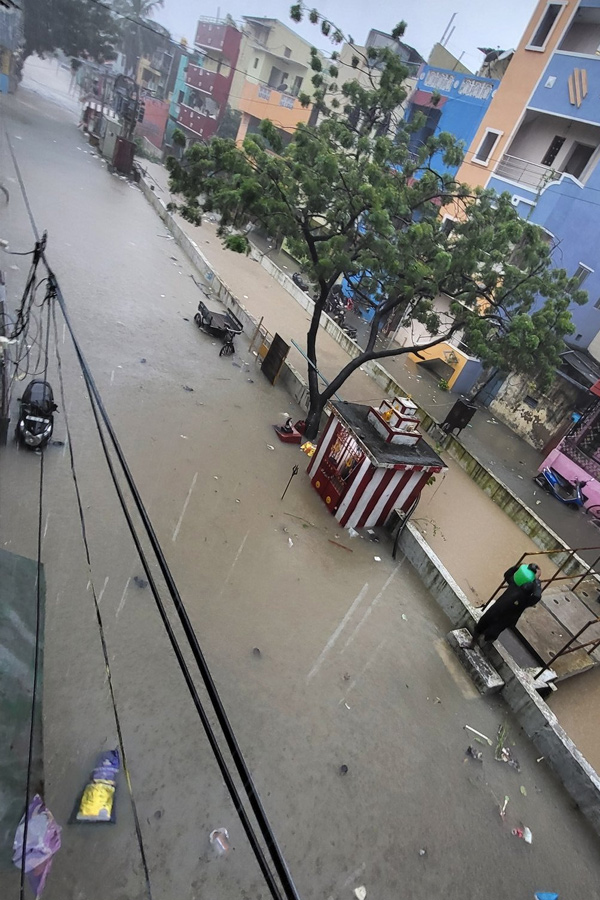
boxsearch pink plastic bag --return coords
[13,795,62,898]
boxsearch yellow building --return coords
[231,16,320,145]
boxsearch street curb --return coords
[399,522,600,837]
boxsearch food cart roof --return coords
[331,401,446,470]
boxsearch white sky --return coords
[156,0,539,72]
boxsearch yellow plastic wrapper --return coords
[74,749,119,824]
[300,441,316,457]
[76,783,115,822]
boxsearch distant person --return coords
[468,562,542,647]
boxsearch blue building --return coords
[453,0,600,448]
[345,64,501,327]
[165,46,205,148]
[404,65,500,175]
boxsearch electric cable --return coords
[51,293,285,899]
[18,289,51,900]
[48,266,298,900]
[6,127,299,900]
[50,299,154,900]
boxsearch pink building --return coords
[136,97,170,149]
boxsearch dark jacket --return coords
[475,564,542,641]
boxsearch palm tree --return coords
[114,0,165,76]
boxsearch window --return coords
[542,135,565,167]
[178,90,184,104]
[574,263,593,287]
[253,57,259,69]
[527,3,564,51]
[473,128,502,165]
[284,47,291,58]
[595,297,600,310]
[441,217,456,236]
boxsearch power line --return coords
[49,280,286,899]
[18,290,51,900]
[4,120,300,900]
[50,298,154,900]
[48,264,300,900]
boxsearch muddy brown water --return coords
[1,59,600,899]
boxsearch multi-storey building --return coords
[230,16,317,146]
[404,64,499,176]
[453,0,600,448]
[169,16,317,148]
[172,17,243,143]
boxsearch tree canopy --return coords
[166,9,587,439]
[22,0,119,61]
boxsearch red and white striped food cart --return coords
[307,398,446,529]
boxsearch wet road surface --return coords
[1,62,600,900]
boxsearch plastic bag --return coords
[75,749,120,823]
[13,794,62,898]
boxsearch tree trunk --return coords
[303,399,323,441]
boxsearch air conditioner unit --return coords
[511,195,520,207]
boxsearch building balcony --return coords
[185,64,220,95]
[495,154,559,191]
[493,110,600,193]
[177,103,218,138]
[238,80,311,132]
[195,18,238,52]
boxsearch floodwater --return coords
[147,134,600,776]
[1,60,600,899]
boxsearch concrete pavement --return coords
[1,60,600,900]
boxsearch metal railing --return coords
[495,154,559,191]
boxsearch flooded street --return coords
[1,63,600,899]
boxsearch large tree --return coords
[166,10,586,439]
[22,0,119,61]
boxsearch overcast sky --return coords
[155,0,539,72]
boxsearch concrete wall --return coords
[398,522,600,836]
[489,372,580,450]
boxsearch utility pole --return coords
[0,268,10,446]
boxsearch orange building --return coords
[457,0,583,188]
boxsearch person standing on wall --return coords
[468,562,542,647]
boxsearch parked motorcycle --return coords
[292,272,310,292]
[534,466,589,510]
[16,379,57,449]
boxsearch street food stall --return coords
[307,397,446,530]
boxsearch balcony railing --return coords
[495,154,559,191]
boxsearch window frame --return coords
[472,127,503,167]
[525,2,566,53]
[574,262,593,287]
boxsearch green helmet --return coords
[513,564,537,586]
